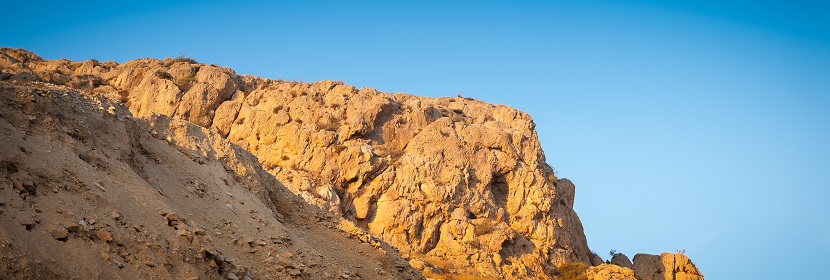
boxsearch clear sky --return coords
[3,1,828,278]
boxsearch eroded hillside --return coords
[0,79,421,279]
[0,48,703,280]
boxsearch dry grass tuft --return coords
[154,71,173,80]
[176,75,197,92]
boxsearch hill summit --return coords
[0,48,702,279]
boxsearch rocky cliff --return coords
[0,78,421,279]
[0,48,702,279]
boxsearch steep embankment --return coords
[0,48,703,279]
[0,79,421,279]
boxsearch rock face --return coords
[589,252,605,266]
[586,264,636,280]
[610,253,633,269]
[632,253,704,280]
[0,79,421,278]
[0,48,591,278]
[632,254,664,280]
[0,48,704,279]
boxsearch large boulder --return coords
[632,253,663,280]
[611,253,633,269]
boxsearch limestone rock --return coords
[632,252,704,280]
[632,253,663,280]
[76,57,591,277]
[3,48,710,280]
[0,57,424,280]
[0,48,592,279]
[661,252,704,280]
[586,264,636,280]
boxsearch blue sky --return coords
[3,1,829,278]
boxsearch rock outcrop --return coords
[0,79,421,279]
[587,264,637,280]
[610,253,633,269]
[0,48,590,278]
[0,48,704,279]
[631,253,703,280]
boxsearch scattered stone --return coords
[164,213,178,224]
[96,230,113,242]
[49,227,69,241]
[64,222,80,233]
[19,219,35,231]
[288,268,302,277]
[227,272,239,280]
[79,219,94,231]
[92,181,105,192]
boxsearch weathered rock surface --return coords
[1,48,704,279]
[586,264,637,280]
[0,48,590,278]
[632,253,703,280]
[661,253,704,280]
[589,252,605,266]
[0,79,421,279]
[632,253,664,280]
[610,253,633,269]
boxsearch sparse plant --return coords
[154,71,173,80]
[609,249,617,258]
[173,54,197,64]
[175,74,197,92]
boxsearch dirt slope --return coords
[0,79,421,279]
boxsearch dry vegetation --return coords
[154,70,173,80]
[175,74,196,92]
